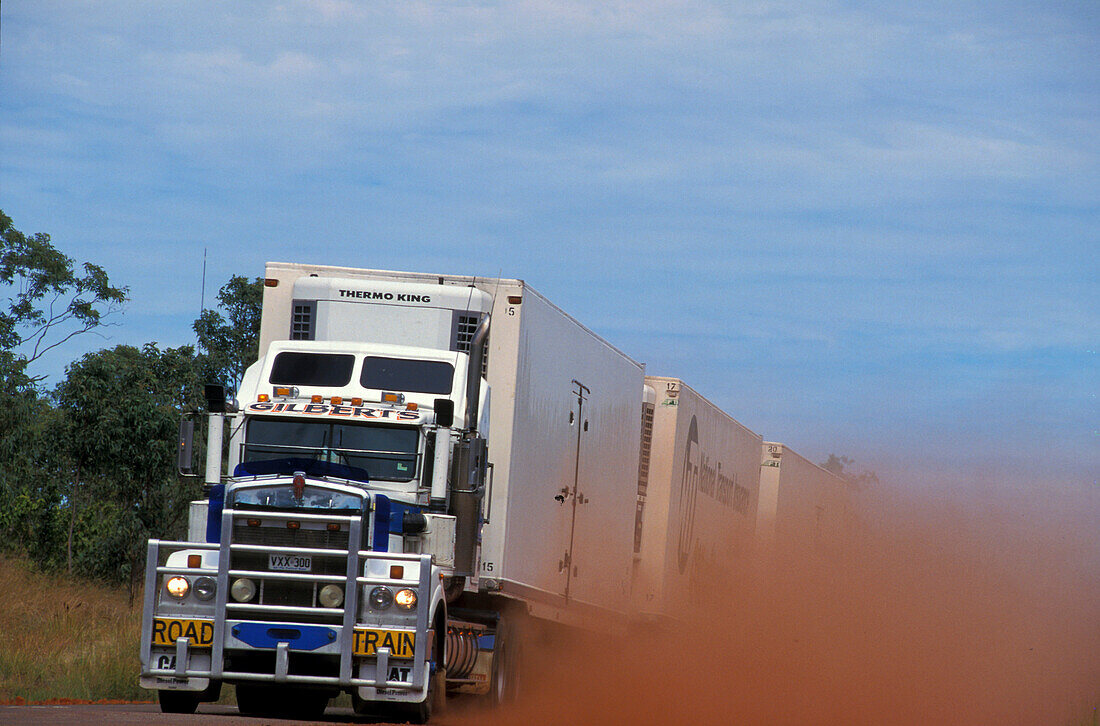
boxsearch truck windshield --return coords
[240,417,419,482]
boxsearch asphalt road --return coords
[0,704,421,726]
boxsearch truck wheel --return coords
[405,666,445,724]
[157,690,200,714]
[490,614,522,706]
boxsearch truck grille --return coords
[229,523,351,619]
[233,523,349,550]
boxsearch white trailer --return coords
[756,442,853,561]
[142,263,644,720]
[259,263,646,624]
[632,377,762,620]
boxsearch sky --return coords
[1,1,1097,488]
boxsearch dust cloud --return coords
[450,474,1099,726]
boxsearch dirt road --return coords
[0,704,415,726]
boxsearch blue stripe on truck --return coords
[372,494,390,552]
[206,484,225,543]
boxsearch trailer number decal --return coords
[152,618,214,648]
[353,628,416,658]
[269,554,312,571]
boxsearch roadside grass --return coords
[0,554,148,702]
[0,554,349,710]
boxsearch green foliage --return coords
[193,274,263,392]
[52,343,203,586]
[0,209,128,386]
[0,212,230,592]
[0,211,133,575]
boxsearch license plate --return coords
[152,618,214,648]
[269,554,312,571]
[353,628,416,659]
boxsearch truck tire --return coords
[406,666,446,723]
[157,689,200,714]
[489,613,522,706]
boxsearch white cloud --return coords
[2,0,1096,472]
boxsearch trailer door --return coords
[563,379,589,600]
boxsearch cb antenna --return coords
[199,247,208,317]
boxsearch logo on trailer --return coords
[675,415,753,575]
[676,416,700,574]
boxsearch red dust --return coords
[449,477,1099,726]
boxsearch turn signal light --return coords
[327,523,341,532]
[187,554,202,568]
[287,521,300,530]
[389,565,404,579]
[247,518,261,527]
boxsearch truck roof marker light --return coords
[330,396,343,405]
[389,565,404,579]
[264,278,279,287]
[274,386,299,398]
[382,391,405,405]
[287,520,300,530]
[351,397,363,406]
[258,394,270,402]
[311,394,324,404]
[187,554,202,568]
[406,402,418,411]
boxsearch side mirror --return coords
[434,398,454,428]
[177,413,202,478]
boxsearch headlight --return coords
[231,577,256,603]
[394,588,417,611]
[319,584,344,608]
[165,576,190,599]
[369,586,393,610]
[193,576,216,601]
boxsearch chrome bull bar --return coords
[140,505,433,693]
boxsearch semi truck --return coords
[139,263,647,720]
